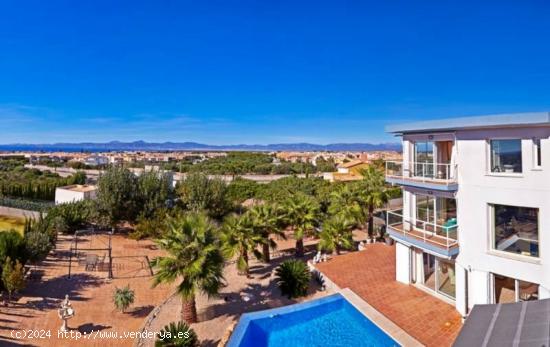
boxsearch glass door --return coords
[437,260,456,298]
[423,253,436,291]
[416,195,435,232]
[421,253,456,299]
[414,141,434,178]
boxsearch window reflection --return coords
[490,139,522,173]
[493,204,538,257]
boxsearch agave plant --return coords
[155,321,199,347]
[113,284,135,313]
[275,259,311,299]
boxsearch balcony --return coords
[386,210,459,258]
[385,161,458,191]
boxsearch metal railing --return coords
[386,209,458,249]
[385,160,456,183]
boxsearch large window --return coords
[494,274,538,303]
[490,139,522,173]
[492,204,539,257]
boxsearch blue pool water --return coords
[228,294,400,347]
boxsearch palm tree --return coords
[275,260,311,299]
[248,204,285,263]
[281,194,319,257]
[328,184,362,224]
[155,321,199,347]
[318,214,355,255]
[220,213,264,276]
[152,213,225,324]
[113,285,135,313]
[357,166,390,241]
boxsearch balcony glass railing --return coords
[386,210,458,249]
[385,161,456,183]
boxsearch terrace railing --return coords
[385,160,456,183]
[386,209,458,249]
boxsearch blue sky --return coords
[1,1,550,144]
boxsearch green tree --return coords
[96,166,139,231]
[152,213,225,323]
[2,257,25,302]
[226,177,259,204]
[318,214,355,255]
[357,166,390,241]
[281,194,319,257]
[113,285,135,313]
[130,208,171,240]
[24,231,52,263]
[177,173,230,219]
[155,321,199,347]
[67,171,87,185]
[248,204,285,263]
[220,213,263,276]
[328,184,362,222]
[0,231,26,266]
[274,260,310,299]
[137,170,172,219]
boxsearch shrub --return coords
[155,321,199,347]
[113,285,135,313]
[2,257,25,302]
[274,260,311,299]
[24,231,52,263]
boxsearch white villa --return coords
[55,184,97,205]
[384,112,550,317]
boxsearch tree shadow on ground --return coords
[0,337,34,347]
[199,249,321,322]
[201,338,219,347]
[77,323,111,333]
[16,273,103,311]
[128,305,154,318]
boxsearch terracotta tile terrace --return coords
[315,244,462,347]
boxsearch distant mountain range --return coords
[0,141,401,152]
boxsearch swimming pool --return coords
[227,293,400,347]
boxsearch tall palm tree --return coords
[152,213,225,324]
[318,214,355,255]
[248,204,285,263]
[328,184,363,224]
[281,194,320,257]
[220,213,264,276]
[357,166,390,241]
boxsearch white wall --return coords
[55,188,96,205]
[395,242,411,284]
[455,127,550,300]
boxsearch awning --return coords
[453,299,550,347]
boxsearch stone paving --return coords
[0,233,174,347]
[315,243,462,347]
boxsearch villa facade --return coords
[384,112,550,317]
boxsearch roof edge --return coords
[385,112,550,134]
